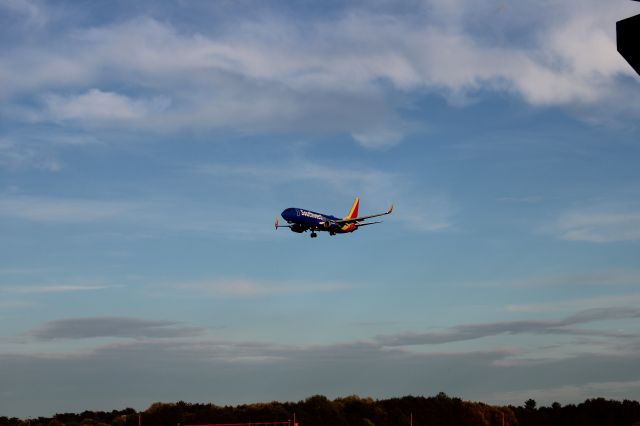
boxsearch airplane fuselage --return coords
[281,208,357,234]
[276,197,391,238]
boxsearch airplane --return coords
[275,197,393,238]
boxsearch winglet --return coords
[275,217,279,230]
[388,204,394,214]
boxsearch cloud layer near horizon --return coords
[3,305,640,416]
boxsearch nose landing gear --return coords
[310,232,318,238]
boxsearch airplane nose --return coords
[281,208,294,221]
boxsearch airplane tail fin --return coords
[344,197,360,220]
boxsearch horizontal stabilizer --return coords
[275,217,291,229]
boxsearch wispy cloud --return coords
[507,292,640,314]
[554,207,640,243]
[0,300,35,309]
[197,160,453,232]
[0,0,47,29]
[4,302,640,416]
[179,278,351,298]
[0,138,62,172]
[4,325,640,416]
[30,317,205,340]
[196,161,396,190]
[0,284,109,294]
[497,196,543,204]
[498,269,640,289]
[374,307,640,347]
[0,195,144,223]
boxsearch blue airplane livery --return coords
[276,197,393,238]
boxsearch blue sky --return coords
[1,0,640,418]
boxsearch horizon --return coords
[3,392,638,421]
[1,0,640,418]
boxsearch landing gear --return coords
[310,232,318,238]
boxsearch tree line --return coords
[2,393,640,426]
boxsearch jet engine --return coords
[290,224,306,233]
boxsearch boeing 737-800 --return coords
[275,197,393,238]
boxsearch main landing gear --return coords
[310,232,318,238]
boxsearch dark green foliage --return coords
[3,395,640,426]
[513,398,640,426]
[524,399,537,411]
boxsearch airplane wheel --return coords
[311,232,317,238]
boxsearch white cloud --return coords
[351,128,404,149]
[43,89,170,122]
[554,208,640,242]
[1,17,403,140]
[2,1,637,146]
[0,195,142,223]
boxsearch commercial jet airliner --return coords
[275,197,393,238]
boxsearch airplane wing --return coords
[333,204,393,225]
[356,221,383,227]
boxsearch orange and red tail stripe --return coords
[344,197,359,220]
